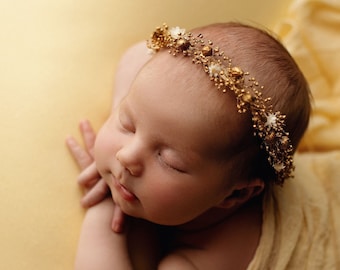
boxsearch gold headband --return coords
[147,24,294,185]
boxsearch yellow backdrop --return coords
[0,0,292,269]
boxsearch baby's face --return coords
[95,55,238,225]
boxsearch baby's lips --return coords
[112,174,137,202]
[119,183,137,201]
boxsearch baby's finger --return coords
[78,162,100,186]
[112,205,125,233]
[80,179,109,208]
[66,136,93,169]
[79,120,96,157]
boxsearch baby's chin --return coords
[137,210,201,227]
[117,205,193,226]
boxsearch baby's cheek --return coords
[95,124,116,155]
[94,130,113,171]
[143,189,194,225]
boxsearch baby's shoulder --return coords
[160,203,262,270]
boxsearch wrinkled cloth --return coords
[248,152,340,269]
[277,0,340,151]
[248,0,340,268]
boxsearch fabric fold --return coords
[275,0,340,151]
[249,152,340,269]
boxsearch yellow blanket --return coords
[249,152,340,269]
[249,0,340,268]
[278,0,340,152]
[1,0,339,269]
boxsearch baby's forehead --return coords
[139,52,218,96]
[140,50,245,116]
[143,51,192,75]
[134,52,250,148]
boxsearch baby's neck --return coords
[176,196,262,232]
[162,196,263,269]
[176,207,237,232]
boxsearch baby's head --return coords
[147,22,311,187]
[95,22,310,225]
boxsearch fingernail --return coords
[112,221,122,233]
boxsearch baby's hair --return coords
[193,23,311,144]
[193,22,311,184]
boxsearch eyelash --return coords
[123,124,135,133]
[158,153,186,174]
[119,116,135,133]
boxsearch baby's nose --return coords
[115,146,143,177]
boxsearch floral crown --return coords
[147,24,294,185]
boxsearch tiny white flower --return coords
[273,162,285,172]
[147,48,155,55]
[208,63,222,77]
[169,26,186,39]
[265,113,278,128]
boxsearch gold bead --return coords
[280,136,290,149]
[241,93,253,103]
[230,66,244,78]
[266,132,276,142]
[177,39,191,50]
[202,45,213,56]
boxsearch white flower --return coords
[273,162,285,172]
[208,63,222,77]
[147,48,155,55]
[265,113,278,128]
[169,26,186,39]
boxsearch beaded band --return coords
[147,24,294,185]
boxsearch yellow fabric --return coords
[276,0,340,152]
[2,0,340,269]
[248,152,340,269]
[248,0,340,268]
[0,1,292,269]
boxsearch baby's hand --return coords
[66,120,109,207]
[66,120,125,233]
[77,161,109,207]
[112,204,126,233]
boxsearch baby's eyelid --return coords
[119,112,135,133]
[158,152,187,174]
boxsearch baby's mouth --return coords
[112,175,137,202]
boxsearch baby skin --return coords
[67,22,310,270]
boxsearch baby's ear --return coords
[217,178,264,209]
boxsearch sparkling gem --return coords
[241,93,253,103]
[202,46,213,56]
[230,67,244,78]
[177,39,191,50]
